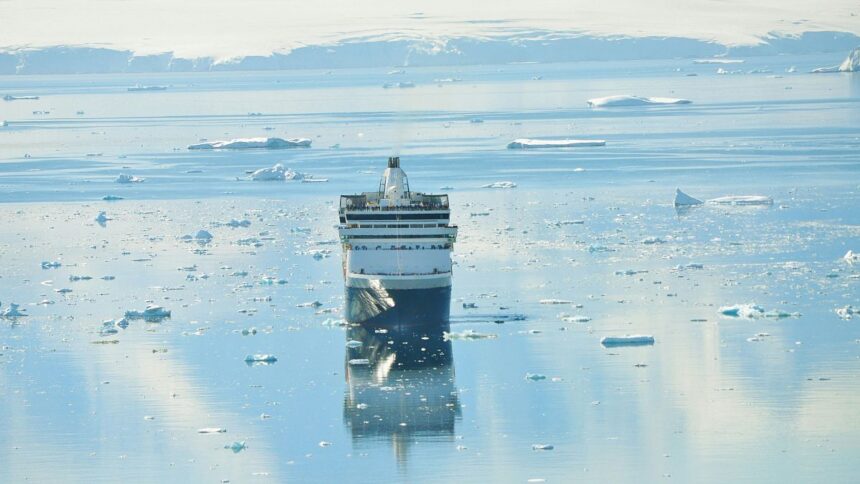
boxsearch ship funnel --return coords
[388,156,400,168]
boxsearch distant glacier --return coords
[1,30,858,75]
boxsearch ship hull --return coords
[344,284,451,327]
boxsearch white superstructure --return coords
[338,157,458,290]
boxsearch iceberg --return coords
[719,304,765,318]
[244,354,278,364]
[673,188,703,206]
[250,163,307,181]
[188,137,311,150]
[600,335,655,347]
[838,47,860,72]
[115,174,144,184]
[587,95,691,107]
[1,303,27,318]
[811,47,860,73]
[94,211,110,225]
[507,138,606,149]
[125,304,171,321]
[844,250,860,263]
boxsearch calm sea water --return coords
[1,54,859,483]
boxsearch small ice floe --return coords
[462,302,477,309]
[719,304,764,318]
[41,260,62,269]
[641,236,666,245]
[843,251,860,263]
[69,275,93,281]
[94,211,111,225]
[763,310,801,319]
[587,95,691,107]
[482,181,517,189]
[188,137,311,150]
[197,428,227,434]
[693,58,744,64]
[115,174,144,184]
[216,219,251,228]
[836,305,858,319]
[318,441,333,447]
[600,335,655,347]
[561,315,591,323]
[1,303,27,318]
[525,373,547,381]
[244,354,278,365]
[540,299,572,304]
[297,301,322,308]
[225,441,247,453]
[443,330,498,341]
[507,138,606,149]
[102,195,124,201]
[348,358,370,366]
[532,444,554,451]
[345,340,363,348]
[125,304,171,322]
[673,188,703,207]
[707,195,773,206]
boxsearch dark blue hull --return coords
[344,285,451,328]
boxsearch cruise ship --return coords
[338,157,458,325]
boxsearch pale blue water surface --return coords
[1,55,859,483]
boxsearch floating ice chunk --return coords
[225,441,247,453]
[102,195,124,201]
[348,358,370,366]
[507,138,606,149]
[462,302,477,309]
[127,85,167,91]
[245,354,277,364]
[673,189,703,207]
[843,251,860,263]
[443,330,498,341]
[1,303,27,318]
[836,305,858,319]
[188,137,311,150]
[532,444,554,451]
[345,340,363,348]
[600,335,655,347]
[125,304,171,321]
[693,58,744,64]
[3,94,40,100]
[587,95,691,107]
[525,373,546,381]
[297,301,322,308]
[641,237,666,245]
[197,428,227,434]
[318,441,333,447]
[707,195,773,206]
[194,230,213,242]
[115,174,144,184]
[763,310,801,319]
[540,299,572,304]
[719,304,764,318]
[94,211,110,225]
[69,275,93,281]
[562,315,591,323]
[250,163,287,181]
[218,219,251,228]
[482,181,517,189]
[41,260,62,269]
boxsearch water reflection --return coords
[343,290,460,466]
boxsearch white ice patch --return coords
[125,304,171,321]
[693,58,744,64]
[587,95,691,107]
[507,138,606,149]
[244,354,277,363]
[843,250,859,263]
[250,163,306,181]
[836,305,858,319]
[188,137,311,150]
[443,329,498,341]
